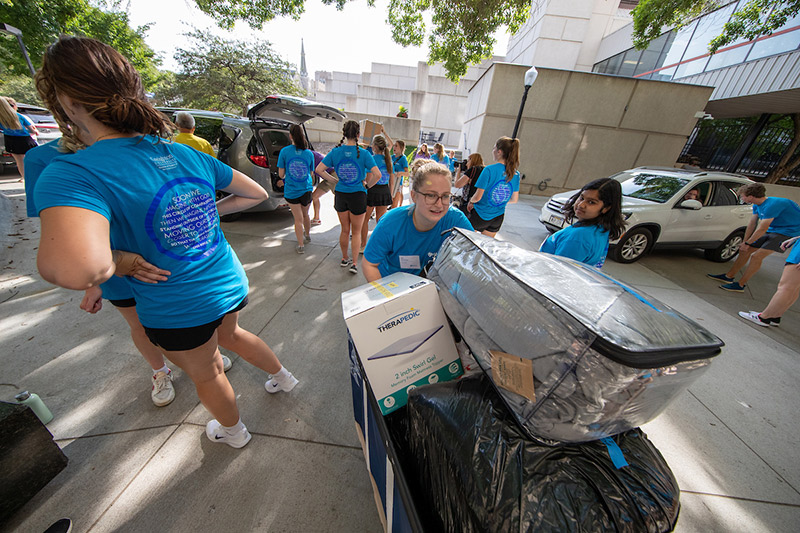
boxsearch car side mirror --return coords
[679,199,703,210]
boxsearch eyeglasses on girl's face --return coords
[416,191,452,205]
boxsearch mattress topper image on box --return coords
[429,228,723,444]
[367,325,444,360]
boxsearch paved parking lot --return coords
[2,172,798,532]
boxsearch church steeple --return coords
[300,39,308,78]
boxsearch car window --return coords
[193,117,222,147]
[259,130,292,167]
[707,181,739,206]
[219,124,240,151]
[621,173,691,203]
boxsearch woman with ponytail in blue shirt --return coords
[316,120,381,274]
[467,136,521,238]
[277,124,315,254]
[361,134,394,252]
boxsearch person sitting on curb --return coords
[173,111,216,158]
[739,236,800,326]
[708,183,800,292]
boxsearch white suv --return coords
[538,167,754,263]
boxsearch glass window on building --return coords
[641,32,676,81]
[595,52,622,75]
[746,9,800,62]
[674,2,738,78]
[634,31,672,78]
[618,48,642,77]
[656,19,698,81]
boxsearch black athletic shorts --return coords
[334,190,367,215]
[286,190,312,206]
[468,210,505,233]
[4,134,37,154]
[144,296,249,351]
[109,298,136,308]
[367,184,392,207]
[751,233,792,252]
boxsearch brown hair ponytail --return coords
[35,36,173,147]
[495,136,520,182]
[340,120,361,158]
[289,124,307,150]
[373,135,391,175]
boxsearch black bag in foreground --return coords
[396,373,680,533]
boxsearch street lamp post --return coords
[512,67,538,139]
[0,23,36,77]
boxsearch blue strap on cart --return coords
[601,437,629,469]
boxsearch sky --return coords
[126,0,510,77]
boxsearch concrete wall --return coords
[310,58,499,150]
[505,0,633,72]
[766,183,800,204]
[462,63,714,195]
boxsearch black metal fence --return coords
[679,114,800,186]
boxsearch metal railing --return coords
[679,115,800,186]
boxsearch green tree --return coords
[170,29,303,116]
[0,72,43,104]
[191,0,533,82]
[632,0,800,52]
[0,0,161,88]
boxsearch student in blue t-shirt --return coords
[316,120,381,275]
[708,182,800,293]
[277,124,315,254]
[739,235,800,326]
[0,97,39,180]
[362,161,473,281]
[467,136,521,238]
[377,126,409,209]
[24,138,196,407]
[34,36,298,449]
[539,178,625,268]
[431,143,450,169]
[361,134,394,252]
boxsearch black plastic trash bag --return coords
[395,373,680,533]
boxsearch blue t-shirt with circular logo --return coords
[473,163,520,220]
[321,145,377,194]
[34,136,247,328]
[373,153,391,185]
[277,145,314,199]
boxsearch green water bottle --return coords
[15,390,54,424]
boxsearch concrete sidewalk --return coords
[1,172,798,532]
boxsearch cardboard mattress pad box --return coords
[359,119,381,145]
[342,272,463,414]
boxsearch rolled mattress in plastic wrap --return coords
[429,229,723,444]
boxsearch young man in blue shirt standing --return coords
[708,183,800,292]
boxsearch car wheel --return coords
[215,191,242,222]
[704,230,744,262]
[611,227,653,263]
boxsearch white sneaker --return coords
[151,370,175,407]
[205,419,252,448]
[221,354,232,372]
[738,311,771,327]
[265,372,299,394]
